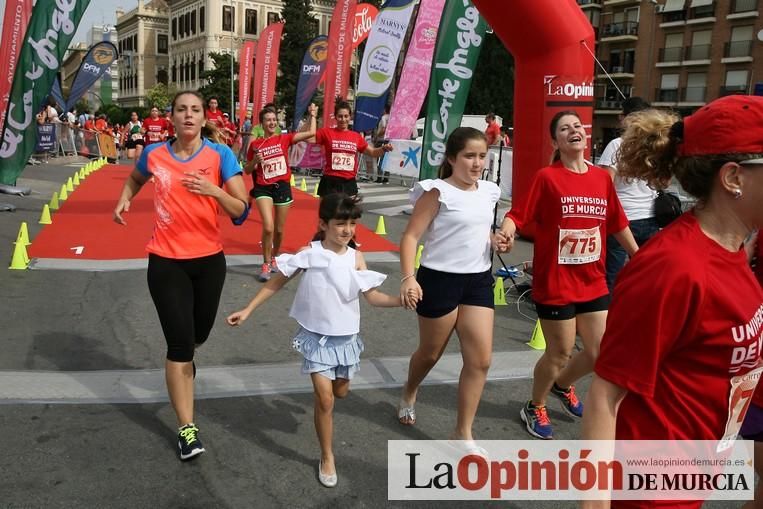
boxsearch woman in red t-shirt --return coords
[143,106,169,146]
[497,111,637,440]
[312,101,392,198]
[582,96,763,509]
[245,103,318,282]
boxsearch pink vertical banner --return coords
[237,40,256,129]
[0,0,34,137]
[385,0,445,140]
[322,0,356,128]
[252,22,284,122]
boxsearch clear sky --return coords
[0,0,136,46]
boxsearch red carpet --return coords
[29,165,398,261]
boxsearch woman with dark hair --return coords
[582,96,763,509]
[124,111,144,161]
[113,90,249,461]
[397,127,501,450]
[312,100,393,198]
[245,103,318,282]
[227,193,401,487]
[497,111,637,440]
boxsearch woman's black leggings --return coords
[147,252,227,362]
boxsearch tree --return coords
[464,32,515,125]
[144,82,177,111]
[198,52,237,113]
[278,0,318,125]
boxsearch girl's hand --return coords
[226,309,251,326]
[400,278,423,310]
[114,199,130,225]
[492,230,513,253]
[181,171,220,198]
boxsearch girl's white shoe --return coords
[318,460,337,488]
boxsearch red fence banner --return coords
[252,22,284,122]
[322,0,356,128]
[237,40,256,129]
[0,0,34,137]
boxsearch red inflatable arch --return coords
[472,0,595,233]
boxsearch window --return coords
[191,60,196,81]
[246,9,258,34]
[172,64,177,82]
[728,25,753,57]
[172,18,177,40]
[157,69,168,86]
[661,32,683,61]
[586,9,600,28]
[685,72,706,101]
[724,70,749,94]
[191,11,196,35]
[200,7,205,32]
[186,13,192,35]
[223,5,234,32]
[157,34,168,54]
[133,35,137,51]
[267,12,280,25]
[687,30,711,60]
[310,18,319,35]
[659,73,680,101]
[198,58,204,77]
[179,14,185,37]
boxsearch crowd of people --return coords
[108,89,763,508]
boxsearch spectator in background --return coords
[485,113,501,146]
[375,105,391,183]
[165,107,175,141]
[500,125,511,147]
[598,97,660,293]
[205,97,226,130]
[222,113,236,148]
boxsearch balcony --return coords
[681,86,707,103]
[720,84,748,96]
[596,99,621,110]
[661,10,687,23]
[658,46,683,62]
[684,44,711,61]
[687,4,715,22]
[730,0,758,13]
[577,0,602,7]
[724,40,753,58]
[600,21,639,40]
[655,88,680,102]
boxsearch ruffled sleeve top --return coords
[410,179,501,273]
[275,241,386,335]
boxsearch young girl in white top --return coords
[227,193,402,488]
[397,127,502,448]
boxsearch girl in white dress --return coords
[227,193,402,488]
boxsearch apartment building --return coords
[580,0,763,145]
[164,0,335,92]
[115,0,171,108]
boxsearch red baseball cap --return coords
[679,95,763,157]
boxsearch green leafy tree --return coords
[278,0,318,125]
[144,82,177,111]
[465,32,515,125]
[198,52,237,113]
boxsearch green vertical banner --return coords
[0,1,91,185]
[420,0,487,180]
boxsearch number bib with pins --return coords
[263,155,288,179]
[331,153,355,173]
[718,365,763,452]
[558,226,602,265]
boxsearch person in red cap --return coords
[582,95,763,509]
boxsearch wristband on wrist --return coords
[401,273,415,283]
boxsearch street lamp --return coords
[229,0,235,122]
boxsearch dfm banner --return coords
[353,0,416,133]
[252,22,284,122]
[0,0,34,138]
[385,0,445,140]
[66,41,118,111]
[293,36,328,131]
[352,3,379,49]
[322,0,356,128]
[50,78,66,110]
[420,1,487,180]
[471,0,594,235]
[238,40,256,129]
[0,0,91,185]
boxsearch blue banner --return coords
[353,0,417,133]
[292,36,328,131]
[49,78,66,111]
[66,41,118,111]
[35,123,56,152]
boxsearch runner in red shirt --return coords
[143,106,169,146]
[164,107,175,139]
[205,97,225,130]
[113,90,249,463]
[245,103,318,282]
[484,113,501,146]
[312,100,392,198]
[496,111,637,440]
[582,96,763,509]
